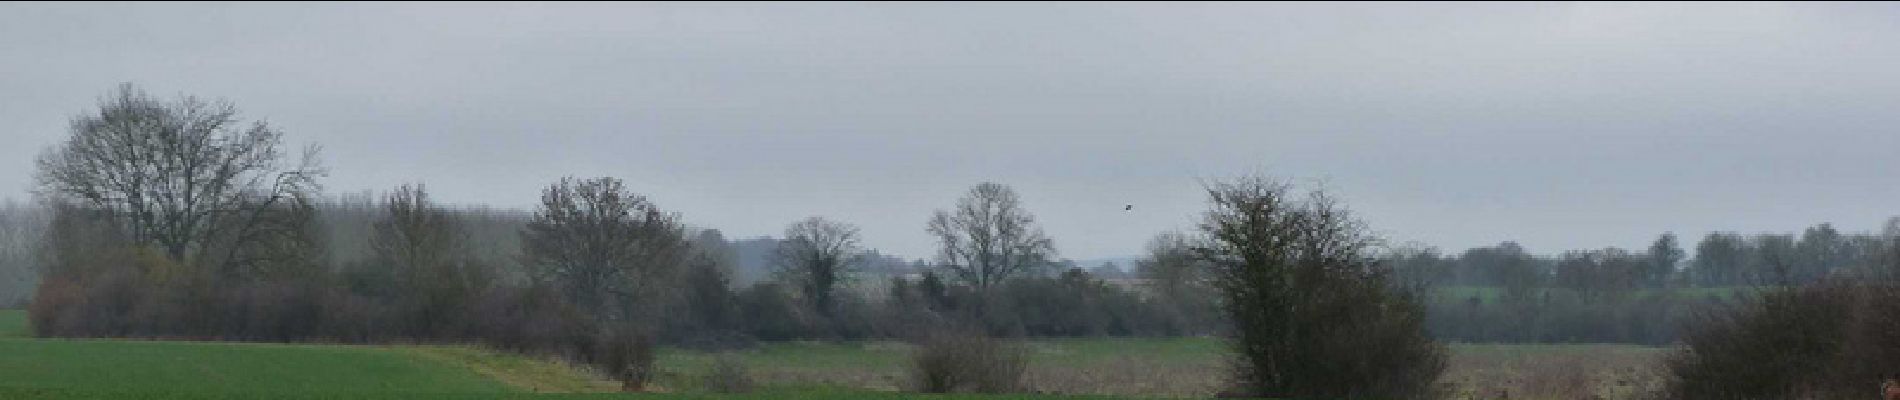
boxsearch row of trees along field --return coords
[8,87,1900,345]
[6,85,1900,398]
[2,85,1291,393]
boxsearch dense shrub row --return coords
[23,194,1217,372]
[1664,282,1900,399]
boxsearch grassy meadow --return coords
[0,309,26,338]
[0,310,1668,399]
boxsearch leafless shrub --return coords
[1663,282,1862,399]
[593,329,656,392]
[702,353,755,393]
[908,329,1029,393]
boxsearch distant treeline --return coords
[1385,220,1900,344]
[8,180,1899,346]
[0,86,1210,390]
[1392,223,1900,291]
[7,193,1216,337]
[4,84,1899,358]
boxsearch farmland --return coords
[0,310,1669,400]
[0,310,24,338]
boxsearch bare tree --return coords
[370,184,489,335]
[372,185,461,276]
[1138,230,1220,334]
[926,182,1055,293]
[1379,242,1447,295]
[1138,231,1205,299]
[520,177,689,323]
[33,84,323,277]
[771,217,864,319]
[1193,175,1444,399]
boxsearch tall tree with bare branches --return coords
[771,217,864,319]
[520,177,689,323]
[926,182,1055,294]
[370,184,490,336]
[34,84,323,278]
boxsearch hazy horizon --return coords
[6,2,1900,261]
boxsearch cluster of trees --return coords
[7,88,1894,355]
[8,84,1458,397]
[5,179,1216,343]
[55,83,1900,397]
[10,86,1249,389]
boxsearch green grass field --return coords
[0,310,1668,399]
[0,336,1113,399]
[0,311,1119,399]
[0,310,26,338]
[0,339,511,394]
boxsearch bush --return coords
[1661,282,1900,399]
[592,329,656,392]
[737,283,820,341]
[1197,176,1446,400]
[907,330,1028,394]
[467,285,596,357]
[702,353,754,394]
[27,276,85,337]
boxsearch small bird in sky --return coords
[1124,204,1132,211]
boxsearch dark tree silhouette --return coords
[35,83,323,274]
[520,177,688,323]
[1194,175,1445,399]
[771,217,864,320]
[926,182,1055,293]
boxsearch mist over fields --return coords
[4,3,1900,400]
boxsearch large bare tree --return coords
[771,217,864,319]
[520,177,689,323]
[926,182,1055,293]
[34,84,323,275]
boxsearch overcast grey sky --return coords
[4,2,1899,261]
